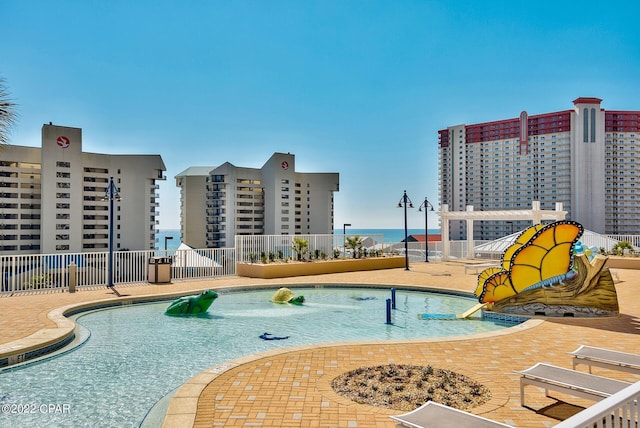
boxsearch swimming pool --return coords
[0,286,523,427]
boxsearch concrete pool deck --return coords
[1,261,639,427]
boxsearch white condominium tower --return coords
[176,152,339,248]
[0,124,166,254]
[438,97,640,240]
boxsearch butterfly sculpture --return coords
[475,220,584,304]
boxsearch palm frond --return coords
[0,77,19,147]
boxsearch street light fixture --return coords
[343,223,351,258]
[164,235,174,251]
[397,190,414,270]
[418,197,435,262]
[104,177,121,289]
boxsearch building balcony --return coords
[83,234,109,240]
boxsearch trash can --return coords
[148,256,172,284]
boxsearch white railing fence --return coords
[161,247,236,280]
[235,234,475,263]
[2,233,638,295]
[1,248,236,294]
[554,380,639,428]
[608,235,640,250]
[335,232,636,262]
[389,240,492,261]
[235,234,387,263]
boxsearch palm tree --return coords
[291,237,309,261]
[0,77,18,150]
[611,241,634,256]
[345,236,364,259]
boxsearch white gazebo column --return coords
[466,205,475,259]
[531,200,542,225]
[441,204,450,261]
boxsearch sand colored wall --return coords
[605,256,640,269]
[236,257,406,279]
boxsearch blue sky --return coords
[2,1,640,229]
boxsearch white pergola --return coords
[438,201,567,261]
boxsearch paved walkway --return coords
[1,261,639,427]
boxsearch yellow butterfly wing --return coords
[501,224,545,271]
[478,271,515,303]
[475,266,503,298]
[509,221,583,293]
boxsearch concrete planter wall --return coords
[605,256,640,269]
[236,256,406,279]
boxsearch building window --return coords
[56,161,71,168]
[583,108,588,143]
[591,108,596,143]
[84,167,109,174]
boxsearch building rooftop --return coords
[174,166,216,177]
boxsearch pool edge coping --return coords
[0,282,527,364]
[0,282,543,426]
[161,315,545,428]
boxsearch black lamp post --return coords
[397,190,413,270]
[343,223,351,258]
[164,236,173,251]
[418,197,434,262]
[104,177,121,288]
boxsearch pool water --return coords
[0,286,520,427]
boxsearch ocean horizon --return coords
[156,228,441,250]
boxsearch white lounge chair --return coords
[390,381,640,428]
[570,345,640,375]
[463,262,499,274]
[517,363,632,407]
[389,401,512,428]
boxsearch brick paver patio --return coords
[1,261,639,427]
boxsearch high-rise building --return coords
[176,152,339,248]
[438,97,640,240]
[0,124,166,254]
[174,166,212,249]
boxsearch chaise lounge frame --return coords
[390,381,640,428]
[570,345,640,375]
[389,401,511,428]
[516,363,631,407]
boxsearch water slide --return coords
[418,303,487,320]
